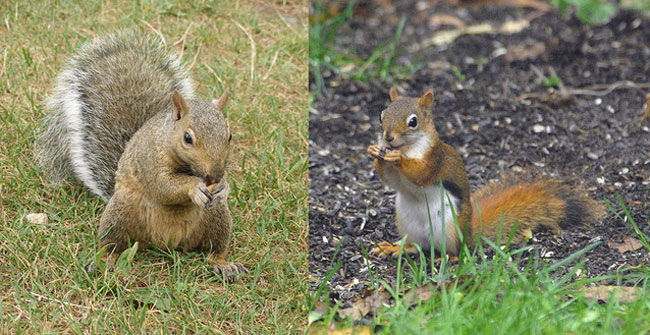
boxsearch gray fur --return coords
[36,31,194,200]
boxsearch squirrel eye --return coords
[407,115,418,129]
[184,131,193,144]
[228,133,232,142]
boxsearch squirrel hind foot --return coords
[84,252,118,274]
[370,241,418,258]
[211,262,248,282]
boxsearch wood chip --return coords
[583,285,642,304]
[337,290,391,320]
[26,213,48,225]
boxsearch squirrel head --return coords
[170,90,231,186]
[378,87,438,159]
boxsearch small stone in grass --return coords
[26,213,48,225]
[532,124,545,133]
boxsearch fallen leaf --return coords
[505,42,546,62]
[403,284,435,305]
[308,323,373,335]
[309,301,328,325]
[621,236,644,252]
[583,285,642,304]
[337,291,391,320]
[608,236,644,253]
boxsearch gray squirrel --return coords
[36,31,247,281]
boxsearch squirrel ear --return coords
[172,90,189,121]
[213,89,229,112]
[417,89,434,109]
[389,86,399,102]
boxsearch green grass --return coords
[552,0,650,25]
[311,194,650,334]
[0,0,308,333]
[309,0,419,97]
[309,0,353,95]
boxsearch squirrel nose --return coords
[206,170,224,186]
[384,133,394,142]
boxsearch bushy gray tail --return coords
[35,99,75,185]
[35,31,194,200]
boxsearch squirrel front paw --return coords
[189,182,212,208]
[383,149,403,162]
[369,145,402,162]
[207,177,230,208]
[368,145,387,159]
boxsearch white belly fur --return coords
[382,165,459,251]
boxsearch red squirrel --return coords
[368,87,603,256]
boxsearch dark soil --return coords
[309,1,650,306]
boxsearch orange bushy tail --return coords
[470,177,603,245]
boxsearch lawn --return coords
[0,0,308,334]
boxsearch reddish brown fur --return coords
[469,177,603,246]
[371,88,603,257]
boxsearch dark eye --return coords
[228,133,232,142]
[407,115,418,129]
[184,131,193,144]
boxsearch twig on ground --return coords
[514,81,650,102]
[231,19,257,85]
[275,7,299,34]
[204,64,224,85]
[173,22,195,60]
[188,42,202,71]
[140,20,165,45]
[568,81,650,96]
[29,291,107,312]
[641,93,650,123]
[262,50,279,82]
[529,64,546,83]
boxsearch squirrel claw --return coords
[370,241,416,258]
[84,260,115,274]
[368,145,387,160]
[212,262,248,282]
[383,150,402,163]
[84,261,97,274]
[207,178,230,208]
[190,183,212,208]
